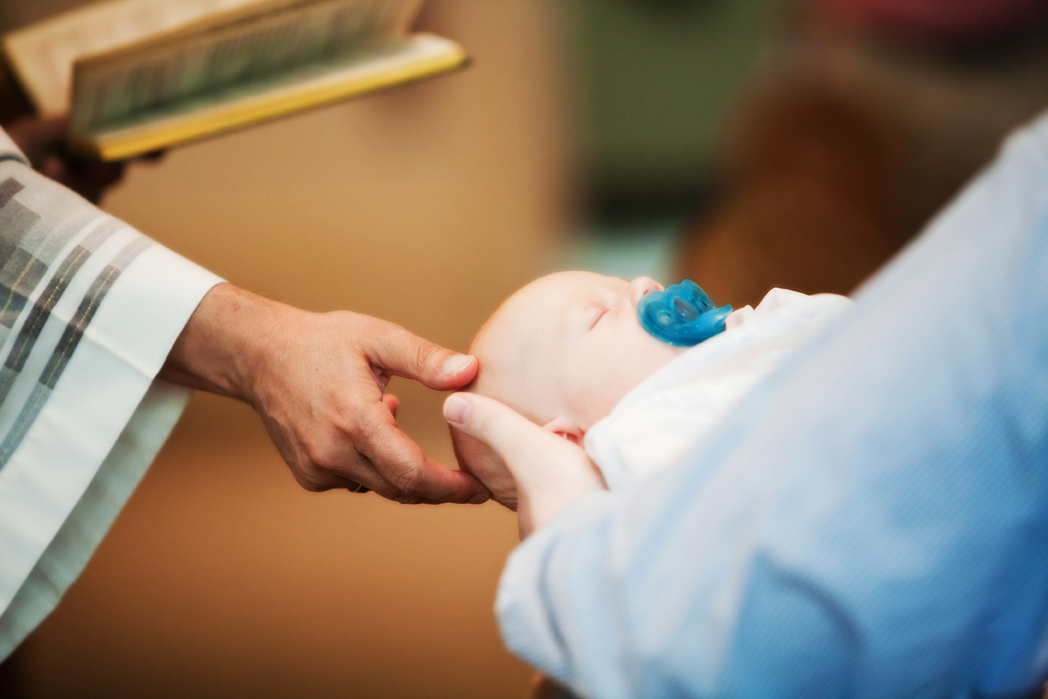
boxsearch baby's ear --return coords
[541,417,584,446]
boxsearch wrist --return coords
[161,284,282,401]
[518,462,606,536]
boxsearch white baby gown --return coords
[584,288,853,491]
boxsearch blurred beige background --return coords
[3,1,568,696]
[7,0,1039,696]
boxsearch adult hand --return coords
[3,116,128,204]
[444,393,606,538]
[449,424,519,511]
[161,284,490,505]
[1,60,129,203]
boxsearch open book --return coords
[3,0,467,161]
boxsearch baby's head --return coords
[465,271,686,442]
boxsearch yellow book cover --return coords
[3,0,468,161]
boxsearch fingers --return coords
[364,322,477,391]
[292,464,368,493]
[443,393,604,490]
[444,393,606,536]
[39,156,69,183]
[449,425,519,511]
[443,393,566,474]
[294,440,415,501]
[37,147,126,203]
[382,393,399,418]
[8,116,68,154]
[332,462,400,501]
[357,401,489,504]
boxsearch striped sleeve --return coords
[0,128,223,659]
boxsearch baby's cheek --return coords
[565,356,633,428]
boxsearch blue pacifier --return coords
[637,280,732,347]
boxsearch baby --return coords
[454,271,852,499]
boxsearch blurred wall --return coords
[2,1,568,697]
[565,0,789,216]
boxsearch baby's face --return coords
[469,271,685,436]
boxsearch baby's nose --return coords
[629,277,664,305]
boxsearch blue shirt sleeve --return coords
[495,111,1048,699]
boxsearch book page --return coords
[72,33,466,160]
[3,0,260,115]
[71,0,421,130]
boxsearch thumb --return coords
[366,321,478,391]
[445,392,605,536]
[443,393,579,479]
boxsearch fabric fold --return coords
[0,136,222,659]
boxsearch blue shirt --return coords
[496,111,1048,698]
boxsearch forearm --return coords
[0,125,223,660]
[161,284,487,503]
[499,113,1048,698]
[514,463,605,537]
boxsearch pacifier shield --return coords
[637,280,732,347]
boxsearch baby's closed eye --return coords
[583,305,608,330]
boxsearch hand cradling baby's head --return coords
[451,272,685,503]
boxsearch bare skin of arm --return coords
[162,283,490,505]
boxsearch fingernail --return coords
[469,493,489,505]
[442,354,475,376]
[444,394,471,425]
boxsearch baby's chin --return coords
[561,375,647,432]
